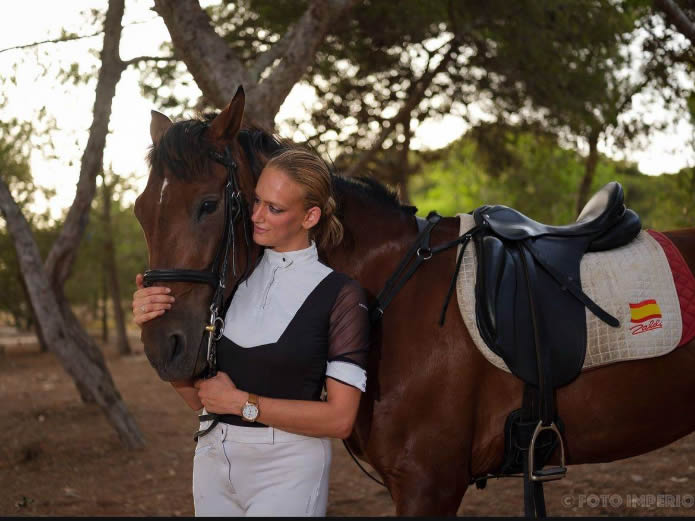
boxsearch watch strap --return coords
[241,393,260,422]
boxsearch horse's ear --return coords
[150,110,173,145]
[208,85,245,141]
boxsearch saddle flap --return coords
[474,234,508,351]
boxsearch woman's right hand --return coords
[132,273,175,327]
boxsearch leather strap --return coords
[143,269,218,287]
[437,226,481,326]
[525,243,619,327]
[370,212,483,327]
[370,211,442,323]
[193,413,220,442]
[519,244,555,426]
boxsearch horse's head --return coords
[134,87,265,381]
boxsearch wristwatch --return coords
[241,393,260,422]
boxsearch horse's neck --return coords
[326,203,418,292]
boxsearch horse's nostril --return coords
[170,332,185,362]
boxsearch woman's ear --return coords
[302,206,322,230]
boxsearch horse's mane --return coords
[147,114,416,216]
[333,175,417,216]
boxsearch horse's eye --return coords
[199,200,218,218]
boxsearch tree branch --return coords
[0,31,103,54]
[153,0,252,110]
[248,24,297,82]
[0,19,157,55]
[654,0,695,47]
[154,0,360,128]
[122,55,177,67]
[345,42,456,177]
[252,0,361,127]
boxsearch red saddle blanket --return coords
[647,230,695,347]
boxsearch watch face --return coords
[242,403,259,420]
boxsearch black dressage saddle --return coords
[473,181,641,388]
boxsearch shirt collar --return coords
[263,241,318,268]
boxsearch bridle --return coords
[142,143,253,379]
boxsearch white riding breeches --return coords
[192,421,332,517]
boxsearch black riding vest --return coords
[216,270,350,427]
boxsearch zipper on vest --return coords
[261,265,280,309]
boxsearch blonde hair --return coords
[265,148,343,250]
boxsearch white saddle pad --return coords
[455,213,682,373]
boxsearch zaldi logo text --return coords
[629,299,663,335]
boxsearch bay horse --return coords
[134,87,695,515]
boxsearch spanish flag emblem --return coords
[629,299,662,323]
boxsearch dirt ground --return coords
[2,331,695,517]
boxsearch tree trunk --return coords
[153,0,359,126]
[0,178,144,448]
[19,275,49,352]
[39,0,126,398]
[654,0,695,47]
[396,123,412,205]
[0,0,144,445]
[576,128,601,216]
[102,179,132,355]
[44,0,126,294]
[102,268,109,343]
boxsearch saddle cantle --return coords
[473,182,641,388]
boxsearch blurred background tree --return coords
[0,0,693,448]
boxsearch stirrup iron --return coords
[528,421,567,482]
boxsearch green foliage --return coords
[0,111,61,328]
[410,127,694,231]
[0,102,35,209]
[0,167,147,328]
[64,174,148,308]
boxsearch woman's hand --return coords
[132,273,175,327]
[195,372,246,415]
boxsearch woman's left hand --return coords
[194,372,246,415]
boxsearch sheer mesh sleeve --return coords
[326,278,370,391]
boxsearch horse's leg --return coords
[364,403,474,515]
[349,218,517,516]
[356,258,487,515]
[386,447,471,516]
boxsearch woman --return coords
[132,148,369,516]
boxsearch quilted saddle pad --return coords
[455,213,690,373]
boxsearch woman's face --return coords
[251,166,321,252]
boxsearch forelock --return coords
[146,119,214,181]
